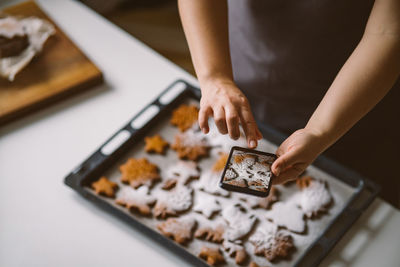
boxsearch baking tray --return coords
[64,79,379,267]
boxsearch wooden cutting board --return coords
[0,1,103,126]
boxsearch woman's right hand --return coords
[198,77,263,148]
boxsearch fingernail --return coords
[249,140,256,148]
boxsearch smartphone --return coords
[219,146,277,197]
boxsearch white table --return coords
[0,1,399,266]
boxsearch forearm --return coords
[177,0,233,85]
[306,0,400,151]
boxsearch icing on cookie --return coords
[153,185,193,219]
[171,129,210,161]
[249,221,294,262]
[193,194,221,218]
[164,160,200,187]
[157,216,196,244]
[265,202,306,233]
[197,169,230,197]
[115,186,156,215]
[293,178,332,218]
[222,203,257,241]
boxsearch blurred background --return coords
[0,0,195,75]
[83,0,195,75]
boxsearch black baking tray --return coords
[64,79,380,267]
[219,146,277,197]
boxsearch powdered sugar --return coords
[197,169,230,197]
[193,194,221,218]
[266,202,306,233]
[292,179,332,218]
[222,203,257,241]
[165,160,200,185]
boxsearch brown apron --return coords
[228,0,400,208]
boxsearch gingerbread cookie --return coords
[213,153,229,172]
[115,186,156,216]
[249,222,294,262]
[293,176,332,218]
[153,185,193,219]
[198,246,225,266]
[222,203,257,241]
[162,160,200,189]
[223,240,248,265]
[170,104,199,132]
[193,194,221,218]
[91,176,118,198]
[195,221,225,243]
[242,186,279,209]
[144,135,169,154]
[120,158,161,188]
[265,202,306,234]
[157,216,196,245]
[171,129,210,161]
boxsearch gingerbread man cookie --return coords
[144,135,169,154]
[91,176,118,198]
[170,104,199,132]
[115,186,156,216]
[157,216,197,245]
[120,158,161,188]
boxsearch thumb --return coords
[272,149,298,176]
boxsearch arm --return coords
[272,0,400,183]
[178,0,262,148]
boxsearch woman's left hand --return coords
[271,128,328,185]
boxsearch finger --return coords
[271,149,299,176]
[213,107,228,135]
[239,106,258,149]
[224,104,240,140]
[272,165,304,185]
[198,106,212,134]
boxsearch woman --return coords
[178,0,400,207]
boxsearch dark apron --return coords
[228,0,400,208]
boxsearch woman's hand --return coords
[271,128,329,184]
[199,78,262,148]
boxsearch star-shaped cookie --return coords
[91,176,118,198]
[144,135,169,154]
